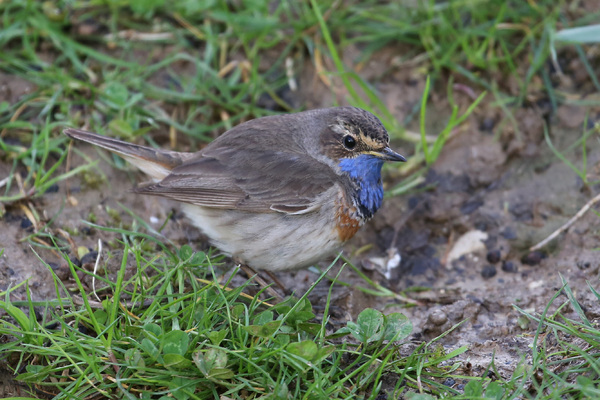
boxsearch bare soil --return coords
[1,43,599,390]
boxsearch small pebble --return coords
[20,217,33,229]
[408,196,420,209]
[466,294,483,304]
[481,265,497,279]
[509,203,533,221]
[45,322,59,330]
[4,137,23,146]
[81,251,99,268]
[76,270,85,281]
[460,199,484,215]
[486,249,501,263]
[502,261,518,273]
[69,255,82,268]
[576,261,591,270]
[480,117,496,132]
[443,378,456,387]
[78,325,91,335]
[49,262,70,281]
[501,227,517,240]
[474,221,488,231]
[427,308,448,326]
[521,251,544,266]
[45,184,59,193]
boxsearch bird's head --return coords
[318,107,406,166]
[317,107,406,218]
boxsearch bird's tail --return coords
[64,128,193,181]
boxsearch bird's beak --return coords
[369,147,407,162]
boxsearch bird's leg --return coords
[235,260,283,301]
[264,271,288,293]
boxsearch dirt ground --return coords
[1,42,599,392]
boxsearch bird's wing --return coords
[135,144,341,214]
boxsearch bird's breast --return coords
[334,189,365,242]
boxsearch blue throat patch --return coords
[338,154,384,219]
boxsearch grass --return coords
[1,244,599,399]
[0,240,467,399]
[511,277,600,399]
[1,0,600,399]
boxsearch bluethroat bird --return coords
[64,107,406,271]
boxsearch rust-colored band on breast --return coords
[335,192,362,242]
[336,211,361,242]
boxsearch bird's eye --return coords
[343,135,356,149]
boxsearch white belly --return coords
[181,201,343,271]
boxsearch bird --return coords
[64,107,406,271]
